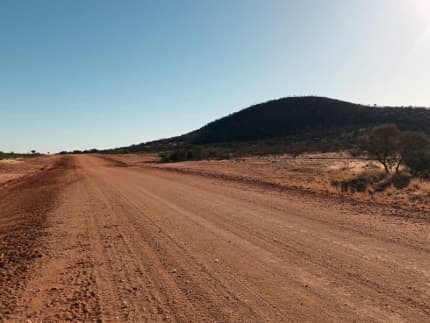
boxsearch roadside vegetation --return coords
[149,123,430,211]
[364,124,430,176]
[158,124,430,176]
[156,130,365,163]
[0,151,40,160]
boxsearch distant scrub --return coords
[157,130,365,163]
[159,147,231,163]
[0,152,37,159]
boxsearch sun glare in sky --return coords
[0,0,429,153]
[412,0,430,14]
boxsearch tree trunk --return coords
[382,162,390,174]
[395,158,402,173]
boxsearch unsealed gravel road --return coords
[1,155,429,322]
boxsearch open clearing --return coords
[1,154,429,322]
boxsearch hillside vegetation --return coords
[87,96,430,157]
[181,96,430,145]
[126,96,430,150]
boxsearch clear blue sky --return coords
[1,0,429,153]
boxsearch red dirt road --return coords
[1,155,429,322]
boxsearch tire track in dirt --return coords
[89,162,430,322]
[0,156,70,321]
[87,172,270,322]
[11,158,103,322]
[3,155,430,322]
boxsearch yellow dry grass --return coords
[139,152,430,212]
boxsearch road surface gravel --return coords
[1,155,429,322]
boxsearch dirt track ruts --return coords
[1,155,429,322]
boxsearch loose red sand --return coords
[1,154,429,322]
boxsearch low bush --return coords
[331,172,387,193]
[403,149,430,177]
[159,147,232,163]
[331,171,413,194]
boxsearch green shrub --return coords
[403,149,430,177]
[159,146,232,163]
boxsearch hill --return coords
[107,96,430,153]
[181,96,430,144]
